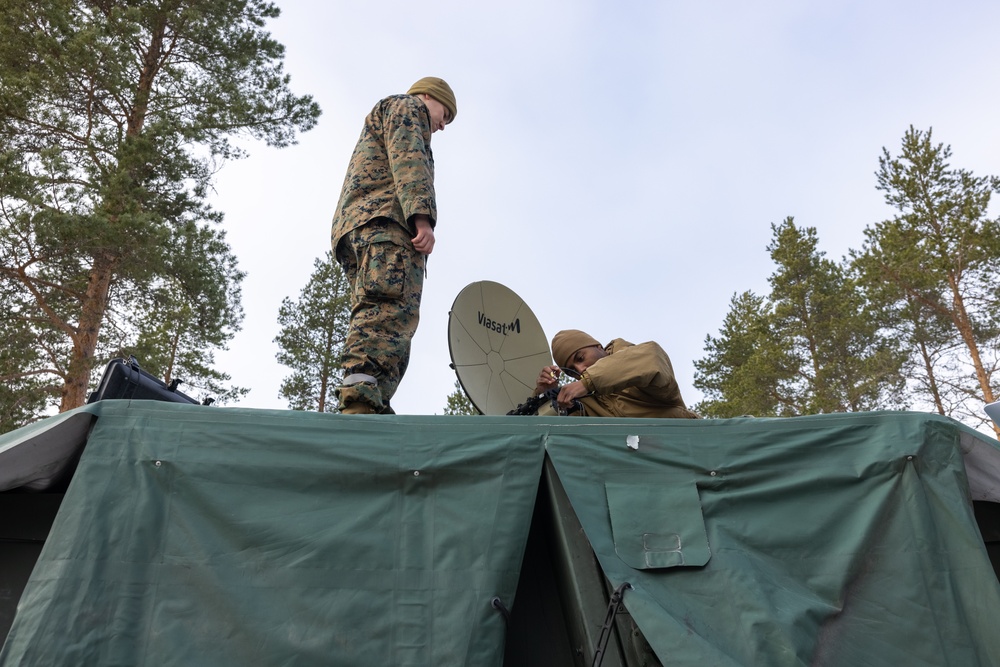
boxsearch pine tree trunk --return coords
[948,283,999,436]
[916,338,946,415]
[60,254,115,411]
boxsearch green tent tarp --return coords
[1,402,544,666]
[546,412,1000,666]
[2,402,1000,665]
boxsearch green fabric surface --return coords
[3,405,1000,666]
[545,412,1000,666]
[606,480,710,569]
[1,402,543,666]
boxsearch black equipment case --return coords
[87,357,201,405]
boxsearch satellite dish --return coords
[448,281,552,415]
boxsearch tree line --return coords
[439,127,1000,431]
[2,5,997,433]
[694,127,1000,436]
[0,0,319,431]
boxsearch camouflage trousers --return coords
[334,218,425,413]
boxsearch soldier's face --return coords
[568,345,606,376]
[421,95,450,133]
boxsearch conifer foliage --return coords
[0,0,320,429]
[442,379,479,416]
[855,127,1000,433]
[274,253,352,412]
[695,218,905,418]
[697,127,1000,434]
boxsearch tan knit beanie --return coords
[551,330,601,369]
[407,77,457,124]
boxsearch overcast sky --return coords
[209,0,1000,415]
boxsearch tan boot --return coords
[340,402,376,415]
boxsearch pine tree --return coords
[854,126,1000,433]
[767,218,904,413]
[695,218,905,417]
[694,291,796,417]
[274,253,352,412]
[0,0,320,428]
[442,380,480,415]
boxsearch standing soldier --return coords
[331,77,457,414]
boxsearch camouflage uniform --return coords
[331,94,436,413]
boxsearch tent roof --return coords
[2,403,1000,665]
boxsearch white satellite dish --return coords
[986,401,1000,430]
[448,281,552,415]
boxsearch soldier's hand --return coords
[557,381,588,409]
[535,365,560,395]
[412,217,435,255]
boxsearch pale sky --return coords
[209,0,1000,415]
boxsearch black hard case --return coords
[87,358,199,405]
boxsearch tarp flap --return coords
[0,409,97,492]
[546,412,1000,667]
[605,480,710,569]
[0,402,544,667]
[960,430,1000,502]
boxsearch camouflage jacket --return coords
[330,94,436,250]
[577,339,700,419]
